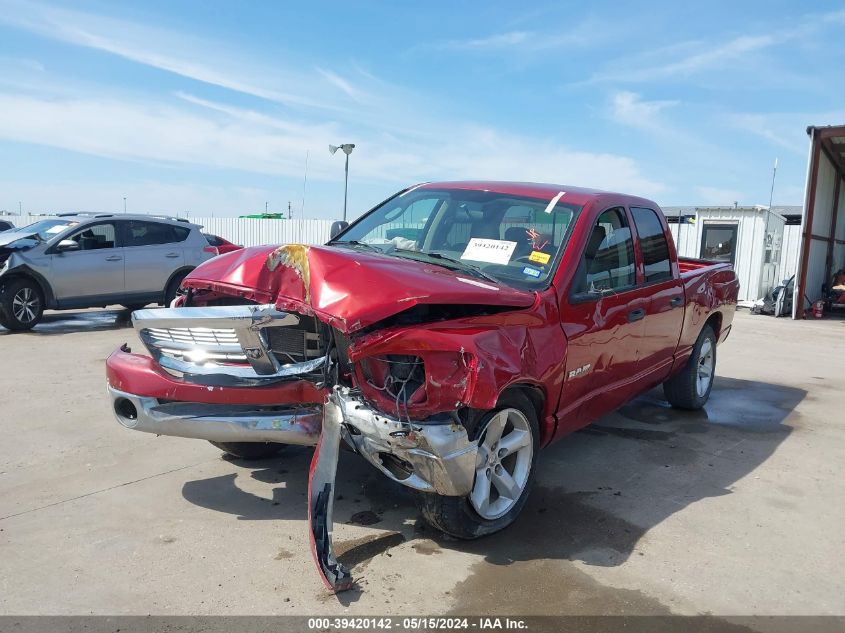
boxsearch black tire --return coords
[121,303,149,311]
[164,270,190,307]
[0,277,44,331]
[415,391,540,539]
[209,441,285,460]
[663,324,717,410]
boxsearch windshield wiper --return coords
[327,239,381,253]
[391,249,500,284]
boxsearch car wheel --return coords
[209,441,285,460]
[164,271,190,307]
[0,278,44,331]
[663,325,717,410]
[415,391,540,539]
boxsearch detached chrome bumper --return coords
[109,381,477,496]
[333,389,477,497]
[109,386,322,445]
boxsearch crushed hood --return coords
[184,244,535,332]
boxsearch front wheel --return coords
[663,325,717,410]
[416,391,539,539]
[0,277,44,331]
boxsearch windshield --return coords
[9,219,79,241]
[332,188,581,289]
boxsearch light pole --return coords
[18,201,22,215]
[329,143,355,222]
[123,197,127,214]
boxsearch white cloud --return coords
[585,8,845,84]
[447,31,531,49]
[694,186,745,206]
[0,1,668,215]
[610,91,679,129]
[0,0,361,111]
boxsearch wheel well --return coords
[1,271,53,307]
[704,311,723,338]
[499,383,547,442]
[165,267,194,293]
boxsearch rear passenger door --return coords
[629,206,685,381]
[121,220,188,295]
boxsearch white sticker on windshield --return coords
[46,225,70,234]
[543,191,566,214]
[461,238,517,265]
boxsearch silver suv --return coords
[0,213,215,331]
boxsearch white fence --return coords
[9,212,803,288]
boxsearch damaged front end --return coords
[107,243,540,591]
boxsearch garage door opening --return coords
[793,125,845,319]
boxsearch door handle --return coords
[670,295,684,307]
[628,308,646,322]
[165,253,180,258]
[105,255,122,262]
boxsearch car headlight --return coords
[360,354,426,406]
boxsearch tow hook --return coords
[307,388,353,592]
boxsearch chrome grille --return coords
[132,303,327,386]
[142,327,246,362]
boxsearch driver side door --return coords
[556,206,647,435]
[49,222,125,305]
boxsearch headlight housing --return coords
[360,354,426,407]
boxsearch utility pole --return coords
[18,201,22,215]
[123,197,127,214]
[265,201,268,214]
[288,201,292,220]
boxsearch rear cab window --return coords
[630,207,672,283]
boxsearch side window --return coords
[573,208,635,295]
[631,207,672,282]
[125,221,188,247]
[67,223,116,250]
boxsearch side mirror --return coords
[330,220,349,240]
[56,239,80,252]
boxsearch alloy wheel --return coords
[696,338,714,397]
[12,287,40,324]
[470,408,533,520]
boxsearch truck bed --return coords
[678,256,729,276]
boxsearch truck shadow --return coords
[180,376,803,597]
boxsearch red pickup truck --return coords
[107,181,738,590]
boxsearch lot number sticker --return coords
[461,238,517,265]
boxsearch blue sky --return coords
[0,0,843,219]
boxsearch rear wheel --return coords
[209,441,285,460]
[0,277,44,331]
[663,325,717,410]
[416,391,539,539]
[163,270,190,307]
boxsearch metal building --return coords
[666,206,788,303]
[793,124,845,318]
